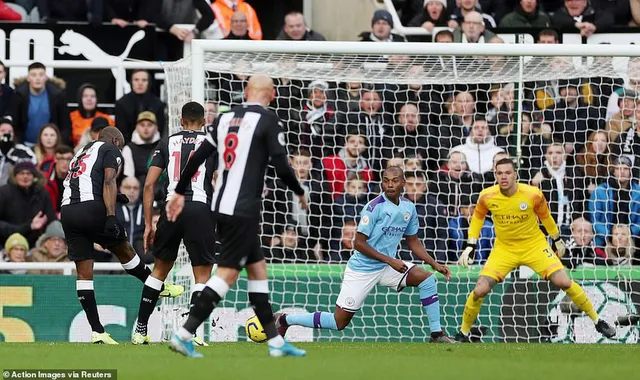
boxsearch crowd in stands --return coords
[1,0,640,273]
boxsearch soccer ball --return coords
[245,315,267,343]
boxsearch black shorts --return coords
[215,213,263,270]
[60,201,127,262]
[153,202,216,267]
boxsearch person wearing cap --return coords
[291,80,336,159]
[359,9,407,42]
[27,220,69,274]
[450,0,496,29]
[69,83,115,147]
[448,193,494,264]
[42,145,74,214]
[589,156,640,247]
[0,232,28,274]
[499,0,550,28]
[0,160,56,248]
[114,69,165,143]
[122,111,161,185]
[408,0,455,32]
[606,89,639,142]
[0,117,37,186]
[74,116,111,153]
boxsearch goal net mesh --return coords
[161,50,640,344]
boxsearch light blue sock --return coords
[285,312,339,330]
[419,275,442,333]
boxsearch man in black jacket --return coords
[0,161,56,247]
[0,118,37,186]
[551,0,613,37]
[359,9,407,42]
[115,70,165,142]
[276,11,326,41]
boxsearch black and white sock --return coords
[178,277,228,340]
[135,275,164,336]
[189,283,206,314]
[248,280,284,348]
[121,255,151,283]
[77,280,104,334]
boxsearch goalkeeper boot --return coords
[169,333,203,358]
[192,335,209,347]
[91,332,118,345]
[269,341,307,357]
[595,319,616,339]
[159,283,185,298]
[131,332,150,345]
[429,332,456,343]
[274,313,290,337]
[454,331,472,343]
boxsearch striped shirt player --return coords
[148,129,217,267]
[172,102,305,270]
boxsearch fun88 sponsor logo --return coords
[381,226,406,237]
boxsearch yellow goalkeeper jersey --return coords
[471,183,559,247]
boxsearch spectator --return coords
[404,152,424,172]
[576,131,612,196]
[612,106,640,176]
[408,0,455,32]
[158,0,214,60]
[69,83,114,147]
[449,193,494,264]
[606,89,638,143]
[543,78,602,153]
[589,156,640,247]
[562,217,608,269]
[27,220,68,274]
[453,11,497,43]
[75,117,110,153]
[115,70,165,142]
[537,28,558,44]
[0,233,28,274]
[10,62,70,146]
[268,223,312,263]
[322,130,374,198]
[499,0,550,27]
[0,161,56,247]
[43,145,73,215]
[0,61,13,118]
[115,176,147,262]
[359,9,407,42]
[0,118,36,186]
[122,111,161,184]
[333,174,370,237]
[431,91,475,168]
[450,0,497,28]
[591,0,630,27]
[105,0,159,28]
[328,219,356,263]
[223,11,253,40]
[277,11,326,41]
[334,77,364,115]
[217,62,248,107]
[204,101,217,126]
[434,29,454,42]
[604,224,637,265]
[449,116,504,176]
[531,143,587,235]
[33,123,61,171]
[402,171,448,262]
[38,0,95,22]
[290,80,337,159]
[429,151,483,215]
[551,0,613,37]
[386,103,429,163]
[210,0,261,40]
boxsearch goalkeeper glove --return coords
[551,233,566,258]
[458,238,477,268]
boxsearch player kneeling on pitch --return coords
[276,166,454,343]
[454,158,616,342]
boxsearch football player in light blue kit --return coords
[276,166,454,342]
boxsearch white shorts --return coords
[335,262,416,312]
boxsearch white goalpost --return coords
[160,40,640,344]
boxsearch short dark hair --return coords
[495,157,515,169]
[384,165,405,179]
[55,145,74,155]
[131,69,149,80]
[181,101,204,122]
[538,29,559,43]
[472,114,487,124]
[405,170,426,182]
[28,62,45,71]
[434,29,454,42]
[290,148,311,158]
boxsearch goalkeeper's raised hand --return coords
[458,238,477,268]
[551,233,566,258]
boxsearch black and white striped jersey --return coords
[150,129,215,204]
[61,141,123,206]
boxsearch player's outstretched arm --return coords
[354,232,407,272]
[405,234,451,280]
[271,154,306,205]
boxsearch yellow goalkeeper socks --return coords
[565,281,598,322]
[461,291,484,335]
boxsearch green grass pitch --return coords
[1,343,638,380]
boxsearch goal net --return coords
[161,41,640,344]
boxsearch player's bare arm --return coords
[354,232,407,273]
[404,234,451,280]
[103,167,118,217]
[143,166,163,251]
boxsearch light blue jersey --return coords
[347,193,419,273]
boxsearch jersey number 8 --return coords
[224,132,239,170]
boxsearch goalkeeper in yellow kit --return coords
[454,158,616,342]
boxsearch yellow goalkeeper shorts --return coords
[479,239,564,282]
